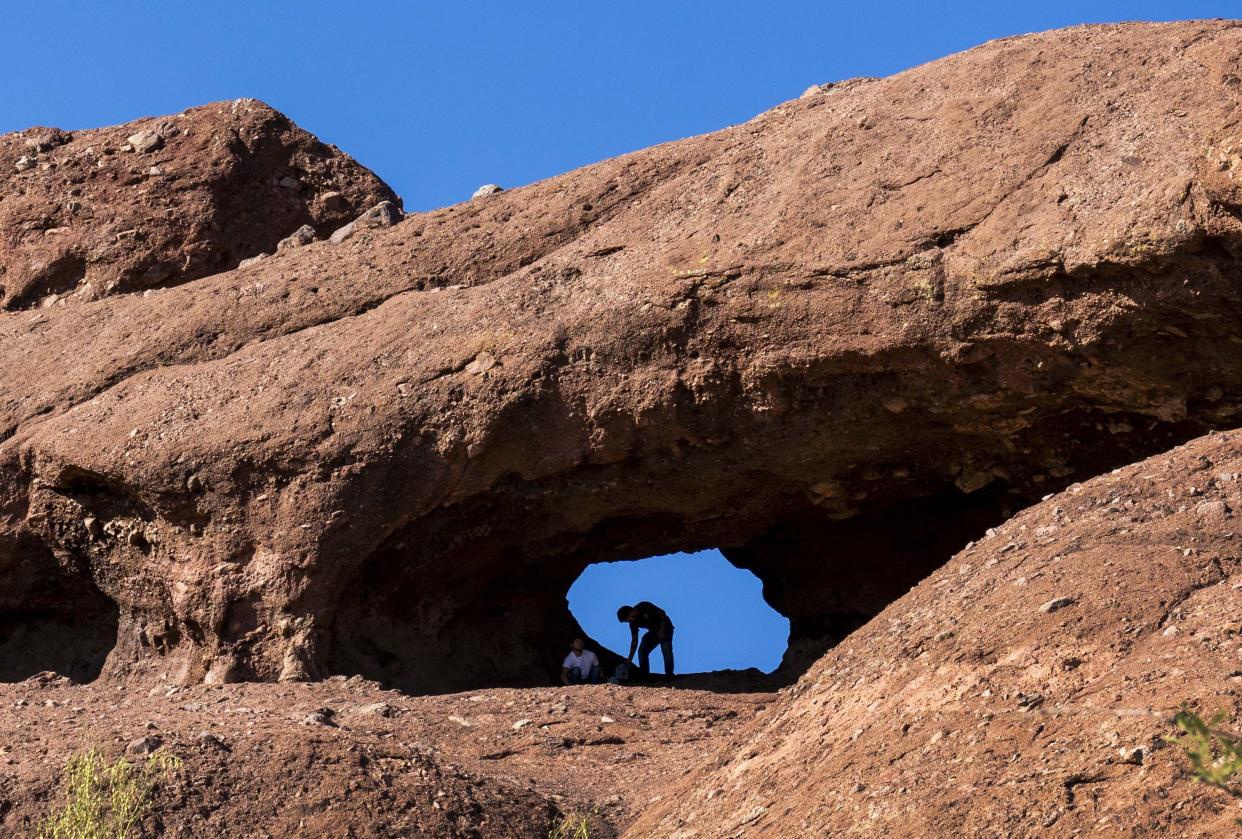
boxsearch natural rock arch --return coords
[3,21,1242,695]
[627,426,1242,837]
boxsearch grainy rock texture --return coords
[0,674,770,838]
[0,99,396,309]
[3,20,1242,702]
[629,430,1242,838]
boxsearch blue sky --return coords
[4,2,1233,673]
[568,551,789,674]
[3,2,1232,212]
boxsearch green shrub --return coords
[1167,709,1242,792]
[1166,708,1242,826]
[38,748,181,839]
[548,812,591,839]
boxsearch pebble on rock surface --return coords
[127,130,164,154]
[198,731,228,750]
[277,224,317,251]
[472,184,504,199]
[1039,596,1076,613]
[127,736,163,755]
[329,200,403,244]
[238,254,268,269]
[465,352,497,375]
[356,702,395,718]
[302,708,337,726]
[24,129,71,152]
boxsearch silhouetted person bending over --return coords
[617,601,674,678]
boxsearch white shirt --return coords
[562,649,599,671]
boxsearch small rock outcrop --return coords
[0,99,397,309]
[3,21,1242,697]
[327,199,403,244]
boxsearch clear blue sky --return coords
[4,2,1233,673]
[569,551,789,674]
[2,2,1232,212]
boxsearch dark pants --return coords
[567,664,602,684]
[638,628,674,676]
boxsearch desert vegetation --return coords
[38,749,181,839]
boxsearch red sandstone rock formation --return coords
[0,99,396,309]
[629,429,1242,837]
[2,20,1242,703]
[3,17,1242,839]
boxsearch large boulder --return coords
[628,428,1242,837]
[0,99,397,309]
[4,21,1242,692]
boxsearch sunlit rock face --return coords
[630,425,1242,838]
[0,99,397,310]
[4,21,1242,695]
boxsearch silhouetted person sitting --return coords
[617,601,675,678]
[561,637,602,685]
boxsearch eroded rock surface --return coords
[0,678,566,838]
[0,675,769,837]
[0,99,396,309]
[630,429,1242,837]
[3,21,1242,696]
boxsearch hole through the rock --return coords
[567,550,789,676]
[327,482,1019,695]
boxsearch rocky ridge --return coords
[5,21,1242,694]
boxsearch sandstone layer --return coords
[3,438,1238,837]
[630,429,1242,837]
[3,21,1242,698]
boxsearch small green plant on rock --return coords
[38,747,182,839]
[1167,708,1242,824]
[548,812,592,839]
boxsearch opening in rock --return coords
[328,478,1018,696]
[568,550,789,676]
[0,535,118,683]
